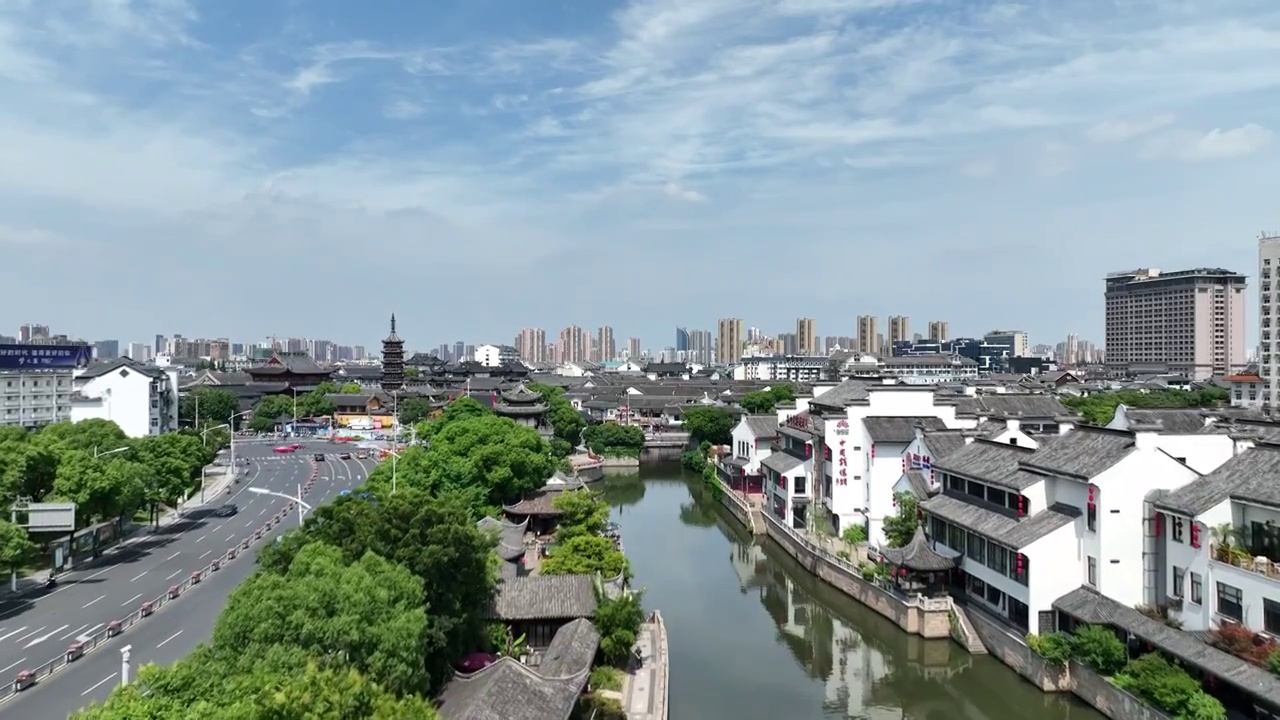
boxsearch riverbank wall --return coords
[599,456,640,469]
[707,475,951,639]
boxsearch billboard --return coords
[0,344,91,370]
[12,501,76,533]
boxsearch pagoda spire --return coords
[390,313,396,334]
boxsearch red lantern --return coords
[870,444,876,460]
[825,446,831,460]
[1016,554,1025,574]
[805,442,812,458]
[1154,513,1164,537]
[1190,522,1201,549]
[1017,495,1025,518]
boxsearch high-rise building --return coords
[515,328,547,364]
[597,326,616,362]
[795,318,817,355]
[688,329,713,365]
[19,324,49,343]
[675,327,690,353]
[1259,236,1280,412]
[887,316,910,347]
[856,316,879,355]
[716,318,744,364]
[626,337,642,359]
[1105,267,1246,380]
[558,325,588,364]
[926,320,950,342]
[984,329,1029,358]
[127,343,152,362]
[93,340,120,361]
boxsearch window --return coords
[1266,599,1280,635]
[1172,517,1185,543]
[947,524,964,551]
[1216,582,1243,622]
[967,533,986,564]
[1190,572,1202,605]
[1172,566,1184,598]
[1087,503,1097,532]
[1087,556,1097,586]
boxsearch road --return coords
[0,441,377,718]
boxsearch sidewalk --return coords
[618,614,668,720]
[0,463,238,602]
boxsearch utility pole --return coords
[120,645,132,686]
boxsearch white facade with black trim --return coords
[70,358,180,437]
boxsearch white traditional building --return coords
[920,426,1239,633]
[1224,370,1265,412]
[473,344,520,368]
[0,369,74,428]
[70,358,180,437]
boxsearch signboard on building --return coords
[836,440,848,486]
[0,344,90,370]
[12,501,76,533]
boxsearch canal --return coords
[599,463,1106,720]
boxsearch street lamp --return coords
[200,423,230,447]
[93,446,129,459]
[290,387,300,437]
[248,486,311,526]
[120,645,132,686]
[229,411,252,479]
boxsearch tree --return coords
[739,384,795,414]
[528,383,585,446]
[595,591,644,666]
[680,407,734,445]
[1,445,58,502]
[397,397,436,426]
[368,415,552,511]
[216,543,429,697]
[257,489,496,692]
[339,383,364,393]
[295,389,337,419]
[0,520,36,577]
[53,451,146,525]
[552,490,610,542]
[582,424,644,457]
[130,432,213,522]
[417,397,489,441]
[249,394,294,432]
[541,534,628,577]
[35,419,127,455]
[1062,388,1229,425]
[882,492,919,548]
[179,387,239,428]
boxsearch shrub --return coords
[680,451,707,472]
[841,525,867,545]
[589,666,623,691]
[578,692,627,720]
[1027,632,1073,665]
[1114,653,1225,720]
[1071,625,1128,675]
[1269,648,1280,676]
[1207,623,1277,666]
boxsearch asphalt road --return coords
[0,441,377,718]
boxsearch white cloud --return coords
[383,99,425,120]
[1086,114,1176,143]
[1142,123,1273,162]
[664,182,708,202]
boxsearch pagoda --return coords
[493,382,549,429]
[380,314,405,392]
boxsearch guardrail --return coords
[0,459,323,703]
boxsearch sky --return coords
[2,0,1279,353]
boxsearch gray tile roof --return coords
[741,415,780,438]
[931,440,1041,490]
[1018,427,1136,481]
[490,574,598,621]
[778,424,810,442]
[537,618,601,678]
[921,430,968,459]
[77,357,167,380]
[761,452,804,475]
[478,516,529,562]
[922,494,1079,548]
[954,394,1071,419]
[864,416,948,443]
[900,470,935,498]
[1054,587,1280,707]
[880,527,956,571]
[1155,444,1280,516]
[808,380,871,410]
[1118,407,1210,434]
[436,656,586,720]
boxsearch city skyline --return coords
[2,2,1276,345]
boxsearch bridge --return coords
[642,432,691,449]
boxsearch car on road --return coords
[290,443,303,450]
[215,504,238,517]
[314,453,326,461]
[273,446,295,453]
[339,452,352,460]
[356,451,369,459]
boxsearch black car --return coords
[338,452,352,460]
[215,504,238,517]
[314,453,326,461]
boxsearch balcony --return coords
[1211,544,1280,582]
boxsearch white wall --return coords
[1025,524,1084,619]
[71,365,178,438]
[1148,433,1240,475]
[1164,501,1231,631]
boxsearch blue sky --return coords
[1,0,1279,353]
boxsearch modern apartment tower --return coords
[795,318,817,356]
[717,318,745,364]
[1260,235,1280,412]
[855,316,879,355]
[926,320,950,342]
[1104,267,1246,380]
[887,316,910,347]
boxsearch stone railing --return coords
[1210,544,1280,580]
[650,610,670,720]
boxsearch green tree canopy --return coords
[680,407,735,445]
[216,542,429,697]
[179,387,240,428]
[130,431,213,509]
[582,424,644,457]
[595,591,645,667]
[249,394,295,432]
[883,492,919,548]
[552,490,610,542]
[1062,388,1229,425]
[528,383,585,446]
[541,534,628,577]
[0,519,36,572]
[739,384,795,414]
[53,451,146,525]
[34,419,128,455]
[339,382,364,393]
[416,397,489,441]
[257,489,495,691]
[398,396,437,426]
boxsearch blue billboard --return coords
[0,344,91,370]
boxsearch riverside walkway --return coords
[621,610,669,720]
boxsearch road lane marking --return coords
[166,551,181,561]
[59,624,89,641]
[165,570,181,581]
[226,534,236,543]
[14,626,44,644]
[85,565,114,580]
[195,534,207,543]
[82,595,105,609]
[24,624,68,648]
[122,593,142,607]
[0,658,25,675]
[156,630,183,648]
[82,672,117,696]
[0,627,26,643]
[245,520,253,527]
[130,570,147,582]
[76,624,103,642]
[199,550,212,559]
[259,507,266,516]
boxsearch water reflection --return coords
[599,467,1105,720]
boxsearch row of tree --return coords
[76,395,640,718]
[1061,387,1230,425]
[181,383,366,435]
[0,419,221,575]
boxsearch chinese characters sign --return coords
[834,419,849,436]
[0,345,90,370]
[837,440,848,486]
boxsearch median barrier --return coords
[65,642,85,662]
[168,584,181,599]
[254,528,263,540]
[190,571,202,585]
[211,557,221,571]
[228,546,238,560]
[140,599,156,617]
[107,620,122,637]
[14,670,34,692]
[241,538,250,550]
